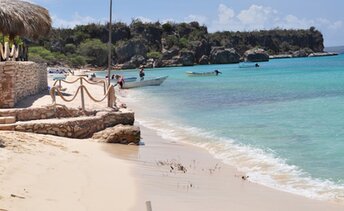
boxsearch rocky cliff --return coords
[36,21,325,67]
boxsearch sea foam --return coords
[137,117,344,202]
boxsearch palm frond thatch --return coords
[0,0,51,39]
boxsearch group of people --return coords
[108,66,145,89]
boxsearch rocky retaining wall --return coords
[0,106,95,121]
[0,61,47,108]
[0,109,134,139]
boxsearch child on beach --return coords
[115,75,124,88]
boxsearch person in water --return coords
[139,66,145,80]
[214,70,222,76]
[115,75,124,88]
[255,63,260,67]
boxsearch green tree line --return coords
[29,20,323,67]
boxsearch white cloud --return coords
[209,4,343,33]
[184,15,207,25]
[275,14,314,29]
[329,21,342,30]
[237,5,277,28]
[218,4,235,25]
[52,13,97,28]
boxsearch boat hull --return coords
[122,76,168,89]
[186,71,217,76]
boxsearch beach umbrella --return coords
[0,0,51,40]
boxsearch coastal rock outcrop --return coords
[121,61,136,70]
[244,48,269,62]
[198,55,209,65]
[210,47,240,64]
[162,47,180,60]
[190,39,210,62]
[179,50,195,66]
[115,39,147,63]
[92,124,141,145]
[292,49,309,57]
[129,55,146,67]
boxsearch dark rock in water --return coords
[210,47,240,64]
[244,48,269,62]
[179,50,195,66]
[115,39,147,63]
[92,124,141,145]
[199,55,209,65]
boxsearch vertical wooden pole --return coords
[80,78,85,111]
[145,201,152,211]
[107,0,113,107]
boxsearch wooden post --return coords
[80,77,85,111]
[145,201,152,211]
[107,0,113,107]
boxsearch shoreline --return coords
[0,74,343,210]
[116,90,344,210]
[107,124,344,211]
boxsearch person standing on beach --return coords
[139,66,145,81]
[115,75,124,88]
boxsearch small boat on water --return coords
[122,76,168,89]
[186,70,221,76]
[123,77,137,82]
[239,62,260,68]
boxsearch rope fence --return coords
[50,77,115,111]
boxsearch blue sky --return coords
[29,0,344,47]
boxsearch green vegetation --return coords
[29,21,324,67]
[147,51,162,59]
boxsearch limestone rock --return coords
[161,47,180,60]
[92,124,141,145]
[190,39,210,62]
[210,47,240,64]
[198,55,209,65]
[115,39,147,63]
[244,48,269,62]
[179,50,195,66]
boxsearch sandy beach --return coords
[0,75,343,210]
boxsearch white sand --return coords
[0,75,343,210]
[0,132,137,211]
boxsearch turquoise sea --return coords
[98,54,344,201]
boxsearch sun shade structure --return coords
[0,0,51,39]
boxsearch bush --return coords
[68,55,87,67]
[147,51,162,59]
[77,39,109,66]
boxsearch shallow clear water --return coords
[97,54,344,201]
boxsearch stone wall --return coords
[0,106,135,139]
[0,61,47,108]
[0,106,96,121]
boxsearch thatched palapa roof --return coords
[0,0,51,39]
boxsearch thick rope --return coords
[53,77,107,94]
[50,84,116,107]
[53,77,80,86]
[50,86,81,102]
[82,85,115,102]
